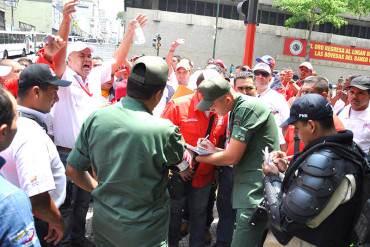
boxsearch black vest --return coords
[273,142,363,247]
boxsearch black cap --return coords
[19,64,71,89]
[128,56,168,87]
[280,94,333,127]
[349,76,370,91]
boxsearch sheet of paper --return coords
[186,144,217,156]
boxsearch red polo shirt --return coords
[162,92,227,188]
[1,78,18,97]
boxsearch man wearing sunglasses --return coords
[253,63,290,151]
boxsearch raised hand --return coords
[63,0,79,21]
[44,35,66,58]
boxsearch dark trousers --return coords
[215,167,236,247]
[34,217,61,247]
[168,174,212,247]
[58,150,91,244]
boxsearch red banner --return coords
[283,38,370,66]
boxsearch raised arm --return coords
[166,40,181,76]
[112,14,148,73]
[53,0,78,78]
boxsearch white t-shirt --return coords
[0,111,66,207]
[339,105,370,154]
[333,99,346,115]
[258,88,290,145]
[52,64,112,149]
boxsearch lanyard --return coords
[74,75,93,97]
[77,81,93,97]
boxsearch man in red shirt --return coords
[296,62,314,87]
[162,72,227,247]
[278,68,299,101]
[0,60,23,97]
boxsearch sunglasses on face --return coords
[254,71,270,77]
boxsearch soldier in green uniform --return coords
[66,56,186,247]
[195,75,280,247]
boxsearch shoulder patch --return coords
[9,223,38,246]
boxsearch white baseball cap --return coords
[252,63,272,75]
[299,62,313,71]
[0,65,12,77]
[66,41,94,58]
[176,59,191,71]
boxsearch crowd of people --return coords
[0,0,369,247]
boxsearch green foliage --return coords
[116,11,125,26]
[347,0,370,16]
[273,0,349,28]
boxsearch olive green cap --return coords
[129,56,168,87]
[196,75,231,112]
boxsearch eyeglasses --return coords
[254,71,270,77]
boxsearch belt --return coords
[56,146,72,153]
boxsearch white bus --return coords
[0,31,49,59]
[0,31,33,58]
[31,32,48,51]
[68,36,84,43]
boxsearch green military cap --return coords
[129,56,168,87]
[196,75,231,112]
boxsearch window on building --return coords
[188,0,196,14]
[204,2,214,17]
[230,5,238,20]
[222,5,232,19]
[159,0,167,11]
[195,1,205,16]
[178,0,187,13]
[269,12,277,25]
[366,27,370,39]
[260,10,269,24]
[0,11,5,31]
[167,0,178,12]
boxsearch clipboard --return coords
[186,144,217,156]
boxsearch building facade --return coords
[124,0,370,82]
[4,0,53,32]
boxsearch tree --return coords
[347,0,370,16]
[116,11,126,26]
[274,0,350,61]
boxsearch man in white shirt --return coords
[50,4,148,245]
[253,63,290,150]
[0,64,70,246]
[339,76,370,155]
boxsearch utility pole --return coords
[238,0,259,67]
[212,0,221,59]
[4,0,19,31]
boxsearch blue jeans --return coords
[58,150,91,243]
[188,184,212,247]
[216,167,236,247]
[168,182,211,247]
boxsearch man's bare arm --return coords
[66,164,98,192]
[53,0,78,78]
[195,138,247,166]
[112,14,147,73]
[30,192,64,245]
